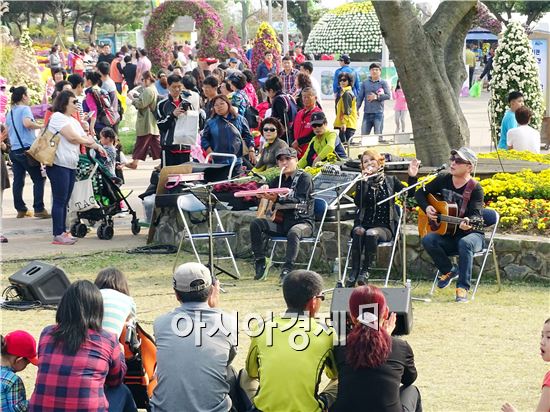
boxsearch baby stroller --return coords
[121,320,157,411]
[70,152,141,240]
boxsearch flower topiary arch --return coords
[305,2,382,58]
[144,0,227,70]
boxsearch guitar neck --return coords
[438,214,466,225]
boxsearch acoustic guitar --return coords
[418,194,484,238]
[257,198,308,224]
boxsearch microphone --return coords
[432,163,447,173]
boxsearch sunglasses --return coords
[311,124,324,128]
[449,156,470,165]
[72,99,79,105]
[263,127,277,133]
[338,79,348,83]
[313,294,325,301]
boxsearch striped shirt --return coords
[1,366,28,412]
[100,288,137,338]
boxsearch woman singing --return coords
[347,150,419,287]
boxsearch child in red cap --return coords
[1,330,38,412]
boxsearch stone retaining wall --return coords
[151,209,549,282]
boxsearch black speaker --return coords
[9,261,70,305]
[330,287,413,336]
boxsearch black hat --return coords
[369,62,381,70]
[310,112,327,125]
[338,54,351,64]
[276,147,298,159]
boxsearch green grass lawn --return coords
[2,252,549,411]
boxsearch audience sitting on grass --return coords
[506,105,541,154]
[244,270,338,412]
[94,267,137,339]
[330,285,422,412]
[501,318,550,412]
[1,330,38,412]
[150,262,241,412]
[28,280,136,412]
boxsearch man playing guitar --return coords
[249,147,314,282]
[415,147,484,303]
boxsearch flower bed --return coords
[477,150,550,164]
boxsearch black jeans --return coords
[9,149,45,213]
[400,385,422,412]
[350,226,392,274]
[338,127,355,144]
[250,218,313,267]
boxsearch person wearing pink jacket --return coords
[392,80,408,133]
[0,77,8,124]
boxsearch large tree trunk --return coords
[89,12,97,43]
[72,7,81,42]
[372,1,476,166]
[240,0,249,44]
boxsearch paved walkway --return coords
[0,91,541,260]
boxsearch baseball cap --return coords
[451,147,477,165]
[338,54,351,64]
[369,62,381,70]
[229,57,238,64]
[4,330,38,366]
[173,262,213,292]
[310,112,327,125]
[229,48,239,55]
[276,147,298,160]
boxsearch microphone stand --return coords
[180,175,251,281]
[313,171,383,287]
[376,170,440,302]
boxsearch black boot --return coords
[356,268,370,286]
[346,270,358,287]
[254,258,267,280]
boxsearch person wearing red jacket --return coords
[292,87,321,158]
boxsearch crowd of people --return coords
[2,263,549,412]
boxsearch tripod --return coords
[174,175,251,281]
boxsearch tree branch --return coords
[424,0,477,45]
[445,5,477,94]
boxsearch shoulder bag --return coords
[9,110,41,167]
[26,119,61,167]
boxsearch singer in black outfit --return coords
[347,149,419,287]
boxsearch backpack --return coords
[244,104,259,129]
[280,94,298,141]
[91,88,120,127]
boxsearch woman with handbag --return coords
[46,90,106,245]
[5,86,50,219]
[201,94,256,172]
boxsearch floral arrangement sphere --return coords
[305,2,382,55]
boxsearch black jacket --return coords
[156,92,195,147]
[269,170,314,231]
[354,174,417,236]
[331,337,417,412]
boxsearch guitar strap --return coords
[459,179,477,218]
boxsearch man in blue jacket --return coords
[356,63,390,135]
[332,55,360,99]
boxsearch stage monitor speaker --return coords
[9,261,70,305]
[330,287,413,336]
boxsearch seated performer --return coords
[250,147,314,281]
[347,150,419,287]
[297,112,347,169]
[415,147,484,303]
